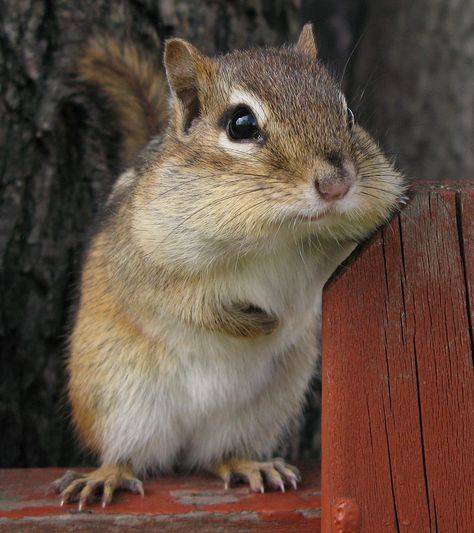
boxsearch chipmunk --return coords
[53,24,406,508]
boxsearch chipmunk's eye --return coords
[227,106,261,141]
[347,107,355,130]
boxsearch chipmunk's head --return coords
[133,25,406,269]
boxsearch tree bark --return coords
[352,0,474,181]
[301,0,367,91]
[0,0,300,467]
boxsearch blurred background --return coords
[0,0,472,468]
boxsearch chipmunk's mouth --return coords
[294,207,333,223]
[298,213,326,222]
[281,203,343,226]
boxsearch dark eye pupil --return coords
[228,107,260,141]
[347,107,355,129]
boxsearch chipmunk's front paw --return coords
[52,465,144,509]
[214,458,301,493]
[224,302,279,338]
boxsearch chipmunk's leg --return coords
[214,458,301,493]
[52,464,144,509]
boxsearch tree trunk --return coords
[0,0,301,467]
[352,0,474,181]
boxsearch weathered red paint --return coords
[321,181,474,532]
[0,461,320,531]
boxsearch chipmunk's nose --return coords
[314,158,356,202]
[315,179,351,201]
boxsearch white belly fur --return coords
[101,241,353,473]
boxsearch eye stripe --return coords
[218,132,259,156]
[229,89,268,127]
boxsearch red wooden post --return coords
[321,182,474,532]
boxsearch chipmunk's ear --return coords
[295,24,318,59]
[164,38,214,132]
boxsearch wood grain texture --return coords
[321,182,474,532]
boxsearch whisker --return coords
[359,184,405,198]
[158,173,282,198]
[161,186,273,243]
[340,29,366,88]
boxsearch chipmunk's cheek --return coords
[332,187,360,214]
[217,132,259,156]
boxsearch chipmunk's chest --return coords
[105,242,352,471]
[167,245,325,407]
[224,241,327,322]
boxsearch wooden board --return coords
[0,461,320,532]
[321,182,474,532]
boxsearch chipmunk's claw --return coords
[52,470,84,495]
[223,474,231,491]
[53,465,143,509]
[214,458,300,493]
